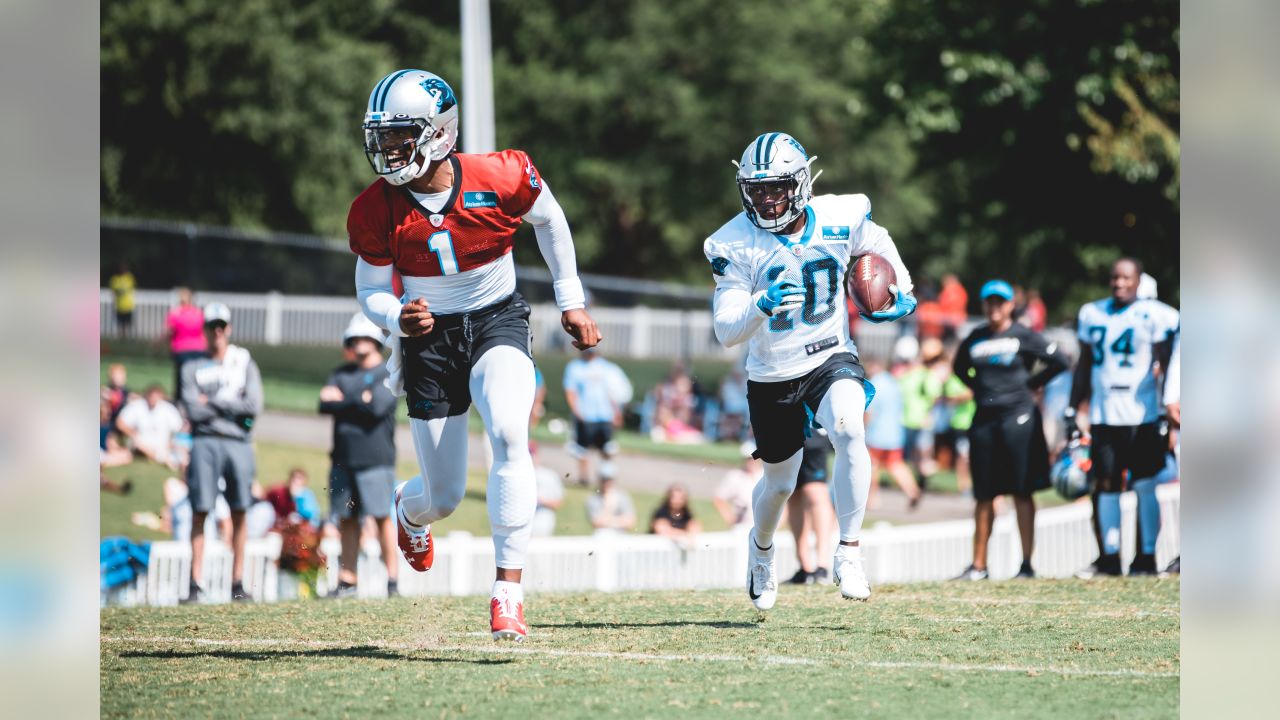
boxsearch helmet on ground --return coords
[362,69,460,185]
[733,132,821,232]
[1051,437,1093,500]
[343,312,386,347]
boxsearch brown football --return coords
[847,253,896,315]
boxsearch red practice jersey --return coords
[347,150,543,277]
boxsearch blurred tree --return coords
[102,0,1177,314]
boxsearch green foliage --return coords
[102,0,1178,316]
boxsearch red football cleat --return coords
[394,485,434,572]
[490,594,528,642]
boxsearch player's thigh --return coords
[403,330,470,420]
[1088,425,1125,493]
[221,440,256,511]
[354,466,396,519]
[1124,423,1168,480]
[328,465,358,520]
[813,378,869,440]
[185,438,222,513]
[469,344,536,427]
[747,381,807,463]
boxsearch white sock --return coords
[492,579,523,601]
[751,448,803,549]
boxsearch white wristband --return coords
[553,277,587,311]
[384,304,406,338]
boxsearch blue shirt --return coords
[563,357,629,423]
[865,371,906,450]
[293,488,320,524]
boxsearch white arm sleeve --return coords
[523,181,586,311]
[355,257,406,338]
[712,286,769,348]
[1163,332,1180,405]
[704,236,768,347]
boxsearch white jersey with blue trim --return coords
[704,193,912,382]
[1077,297,1180,426]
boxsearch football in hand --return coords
[847,254,896,315]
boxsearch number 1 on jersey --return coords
[428,230,459,275]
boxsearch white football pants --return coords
[398,346,537,570]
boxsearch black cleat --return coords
[179,582,204,605]
[786,568,812,585]
[1128,553,1158,577]
[1015,560,1036,579]
[231,582,253,602]
[1075,554,1122,579]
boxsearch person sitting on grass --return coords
[650,484,702,548]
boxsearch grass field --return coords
[101,578,1179,718]
[101,440,731,541]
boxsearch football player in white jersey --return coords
[1066,258,1179,577]
[704,132,916,609]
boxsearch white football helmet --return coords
[342,311,385,347]
[733,132,822,232]
[362,69,460,185]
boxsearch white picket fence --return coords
[102,484,1178,606]
[100,288,907,361]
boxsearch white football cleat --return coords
[746,533,778,611]
[833,544,871,601]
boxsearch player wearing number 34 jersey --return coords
[704,132,916,610]
[348,69,601,642]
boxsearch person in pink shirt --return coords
[166,287,207,394]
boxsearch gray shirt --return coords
[179,348,264,440]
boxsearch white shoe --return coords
[833,545,871,601]
[746,534,777,611]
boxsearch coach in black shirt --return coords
[320,313,399,597]
[951,280,1069,581]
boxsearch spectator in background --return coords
[786,432,837,584]
[531,443,564,537]
[717,366,750,442]
[587,474,636,533]
[163,476,232,545]
[319,313,398,598]
[103,363,131,426]
[166,288,207,397]
[898,337,944,486]
[179,302,263,603]
[937,273,969,341]
[939,364,976,497]
[564,347,632,486]
[1022,289,1047,332]
[715,443,762,528]
[864,358,922,511]
[651,484,702,547]
[952,280,1069,581]
[652,362,703,444]
[116,384,187,470]
[109,263,136,339]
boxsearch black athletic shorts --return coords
[401,293,533,420]
[968,405,1050,501]
[747,352,873,464]
[796,433,833,485]
[1088,423,1168,492]
[571,420,615,453]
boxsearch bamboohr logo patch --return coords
[463,191,499,209]
[821,226,850,241]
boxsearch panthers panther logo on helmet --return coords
[732,132,822,232]
[362,70,461,186]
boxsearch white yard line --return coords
[101,635,1178,678]
[883,593,1180,613]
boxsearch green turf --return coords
[101,440,729,541]
[101,340,749,466]
[101,578,1179,719]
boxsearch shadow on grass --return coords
[539,620,758,630]
[120,646,512,665]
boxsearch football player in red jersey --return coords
[349,69,601,641]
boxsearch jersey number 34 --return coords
[1087,326,1135,367]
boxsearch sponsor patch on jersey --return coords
[821,226,850,241]
[804,336,839,355]
[710,257,729,276]
[463,191,499,209]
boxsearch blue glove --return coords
[756,277,805,317]
[861,284,917,323]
